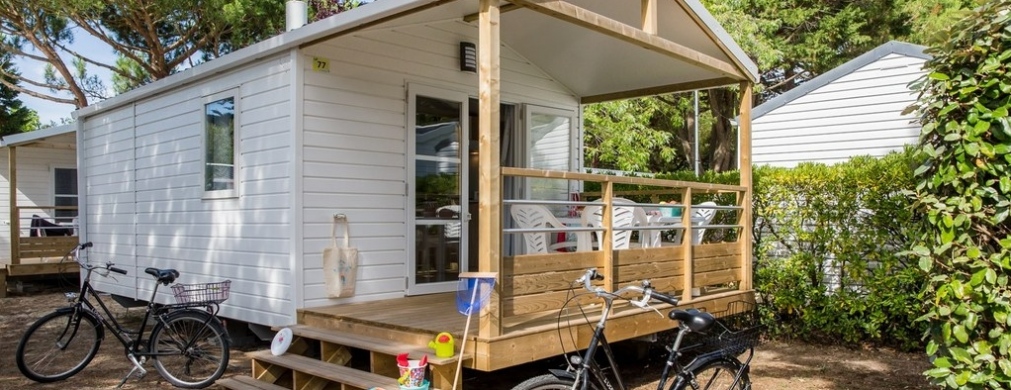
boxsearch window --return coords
[54,167,78,222]
[204,91,238,198]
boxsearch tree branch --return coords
[0,77,77,105]
[0,66,70,91]
[70,16,155,76]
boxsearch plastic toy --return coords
[428,332,455,358]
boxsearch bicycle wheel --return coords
[512,374,577,390]
[149,310,230,389]
[16,309,102,383]
[675,358,749,390]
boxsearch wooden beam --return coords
[738,82,754,290]
[5,262,79,277]
[681,188,694,302]
[641,0,658,34]
[673,1,757,83]
[17,142,76,150]
[477,0,503,341]
[601,181,614,291]
[502,167,747,192]
[8,146,18,265]
[580,77,739,104]
[507,0,745,80]
[464,3,522,23]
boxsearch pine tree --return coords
[0,51,33,136]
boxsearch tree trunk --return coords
[706,88,738,172]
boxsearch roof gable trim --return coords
[751,41,929,120]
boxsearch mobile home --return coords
[73,0,759,387]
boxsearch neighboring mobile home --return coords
[751,41,929,167]
[0,125,79,297]
[73,1,759,385]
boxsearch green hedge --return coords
[752,149,928,351]
[582,161,929,350]
[907,1,1011,387]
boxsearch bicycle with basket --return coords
[511,268,762,390]
[15,242,233,389]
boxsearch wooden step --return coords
[281,324,470,366]
[216,375,288,390]
[250,350,428,390]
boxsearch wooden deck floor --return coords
[300,293,471,336]
[299,288,756,371]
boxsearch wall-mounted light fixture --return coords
[460,42,477,73]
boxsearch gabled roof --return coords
[752,41,930,120]
[76,0,758,119]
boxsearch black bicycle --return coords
[511,268,760,390]
[15,242,232,389]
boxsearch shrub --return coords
[752,149,927,351]
[907,1,1011,387]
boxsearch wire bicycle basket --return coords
[692,300,763,358]
[171,280,231,304]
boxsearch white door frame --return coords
[407,84,470,295]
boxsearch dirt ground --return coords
[1,283,934,390]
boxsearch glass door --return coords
[409,85,469,295]
[524,105,578,203]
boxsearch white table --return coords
[642,215,707,247]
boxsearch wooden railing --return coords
[10,206,79,264]
[497,168,751,332]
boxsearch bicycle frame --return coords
[552,269,753,390]
[64,252,221,365]
[566,293,690,390]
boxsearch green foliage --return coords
[308,0,364,22]
[753,150,927,350]
[0,49,35,135]
[583,99,681,172]
[907,1,1011,387]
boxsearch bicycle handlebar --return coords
[574,268,679,308]
[71,242,129,276]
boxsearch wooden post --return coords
[477,0,502,340]
[681,188,693,302]
[601,181,614,290]
[641,0,658,34]
[738,82,754,290]
[0,267,7,298]
[8,146,18,265]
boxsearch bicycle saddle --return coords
[669,309,716,332]
[145,267,180,285]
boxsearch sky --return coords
[13,29,117,126]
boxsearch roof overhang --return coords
[76,0,758,119]
[1,124,76,149]
[358,0,759,102]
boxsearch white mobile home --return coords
[74,1,759,384]
[0,125,80,297]
[751,41,929,167]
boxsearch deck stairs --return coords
[217,324,468,390]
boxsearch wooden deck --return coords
[1,257,80,298]
[299,284,754,372]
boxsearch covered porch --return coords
[299,166,755,373]
[1,125,80,297]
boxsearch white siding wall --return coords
[81,55,295,326]
[0,146,78,263]
[300,20,578,307]
[753,54,925,167]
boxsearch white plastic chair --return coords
[581,198,639,250]
[510,204,588,254]
[690,201,718,244]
